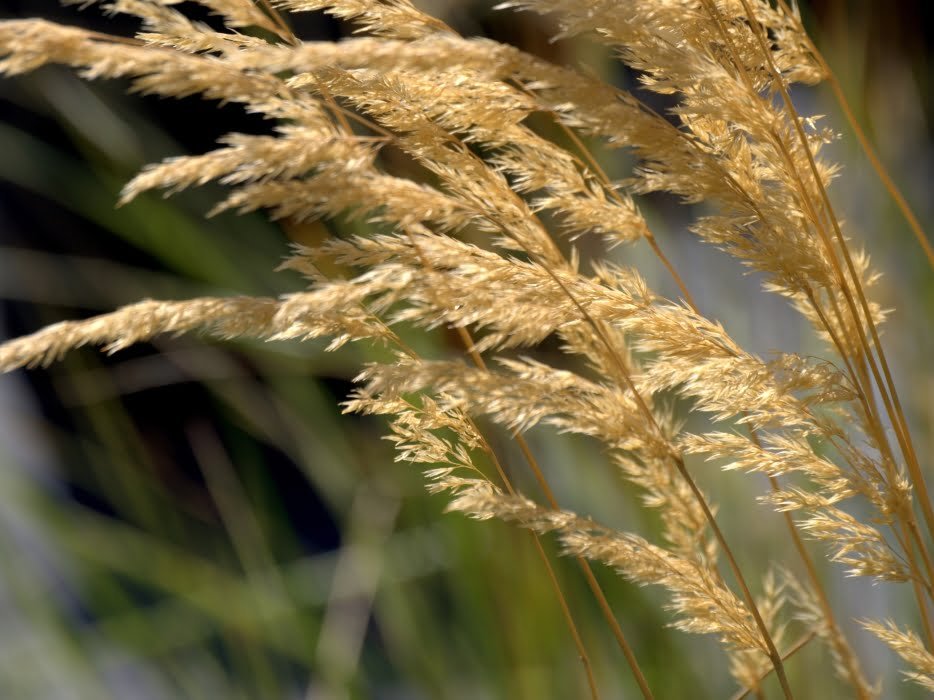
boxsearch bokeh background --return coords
[0,1,931,698]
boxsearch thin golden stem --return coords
[743,38,933,633]
[803,288,873,424]
[343,49,779,694]
[523,113,808,691]
[645,234,698,310]
[256,0,300,46]
[537,25,865,692]
[384,332,607,697]
[730,630,818,700]
[522,82,700,312]
[396,149,653,698]
[523,9,868,688]
[702,0,888,460]
[661,6,871,693]
[519,65,791,693]
[805,286,911,495]
[674,456,795,700]
[453,309,649,699]
[902,524,934,648]
[797,206,908,498]
[765,25,934,655]
[320,94,397,139]
[728,0,934,649]
[911,573,934,651]
[86,30,145,46]
[506,422,655,698]
[318,85,354,134]
[542,267,794,699]
[774,0,934,270]
[808,290,934,638]
[700,1,877,451]
[887,519,934,617]
[703,0,879,445]
[460,320,654,697]
[529,535,602,700]
[755,437,870,699]
[403,231,609,700]
[770,118,910,492]
[738,0,934,553]
[908,519,934,602]
[826,73,934,267]
[574,556,654,699]
[297,234,604,698]
[319,93,645,689]
[476,429,602,700]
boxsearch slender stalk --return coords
[773,137,905,482]
[725,0,934,650]
[738,0,934,551]
[402,230,611,700]
[541,267,794,699]
[644,234,698,310]
[674,451,795,699]
[760,455,870,696]
[477,428,603,700]
[318,97,649,694]
[730,630,818,700]
[774,0,934,270]
[908,519,934,601]
[632,61,872,684]
[529,535,602,700]
[533,38,866,694]
[86,29,145,46]
[907,556,934,650]
[710,0,912,582]
[389,115,734,685]
[355,306,607,698]
[256,0,300,46]
[515,79,701,313]
[506,422,654,699]
[555,136,801,691]
[448,293,650,698]
[770,110,912,500]
[453,324,652,699]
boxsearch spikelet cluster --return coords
[1,1,930,696]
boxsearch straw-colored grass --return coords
[1,1,931,696]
